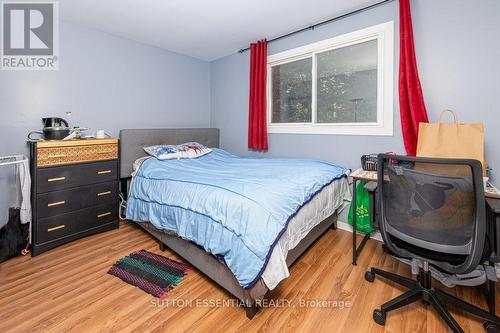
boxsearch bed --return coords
[119,128,350,318]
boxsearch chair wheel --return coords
[484,320,500,333]
[365,271,375,282]
[373,309,386,325]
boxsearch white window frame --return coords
[267,21,394,136]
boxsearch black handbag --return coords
[361,153,378,171]
[0,208,29,263]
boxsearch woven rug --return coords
[108,249,191,299]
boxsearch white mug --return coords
[95,129,106,139]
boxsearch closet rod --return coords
[237,0,395,53]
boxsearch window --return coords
[267,22,394,136]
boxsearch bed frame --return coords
[119,128,338,319]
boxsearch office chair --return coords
[364,154,500,333]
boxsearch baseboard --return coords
[336,220,382,242]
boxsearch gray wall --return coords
[0,21,211,224]
[210,0,500,186]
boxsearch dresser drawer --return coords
[36,202,118,244]
[37,142,118,167]
[37,181,118,218]
[82,203,118,231]
[37,213,75,244]
[36,160,118,193]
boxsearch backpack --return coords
[0,208,29,263]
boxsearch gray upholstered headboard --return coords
[119,128,220,178]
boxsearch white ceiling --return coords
[60,0,377,61]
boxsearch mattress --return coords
[262,177,350,289]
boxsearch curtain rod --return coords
[237,0,395,53]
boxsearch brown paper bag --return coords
[416,109,486,175]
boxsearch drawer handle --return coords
[47,225,65,232]
[97,191,111,196]
[47,200,65,207]
[48,176,65,182]
[48,154,67,159]
[97,212,112,218]
[97,170,112,175]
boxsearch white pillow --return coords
[144,142,212,160]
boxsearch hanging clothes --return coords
[0,155,32,228]
[16,155,31,225]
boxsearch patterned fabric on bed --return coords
[144,142,211,160]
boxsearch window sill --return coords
[267,124,393,136]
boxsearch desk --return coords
[487,198,500,263]
[350,168,377,265]
[486,198,500,315]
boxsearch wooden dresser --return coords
[29,139,120,256]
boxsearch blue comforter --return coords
[126,149,348,288]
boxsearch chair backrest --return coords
[377,154,486,274]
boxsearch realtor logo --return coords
[1,1,59,70]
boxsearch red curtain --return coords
[399,0,428,156]
[248,39,268,150]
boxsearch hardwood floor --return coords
[0,221,497,333]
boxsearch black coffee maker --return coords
[42,117,68,128]
[28,117,70,140]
